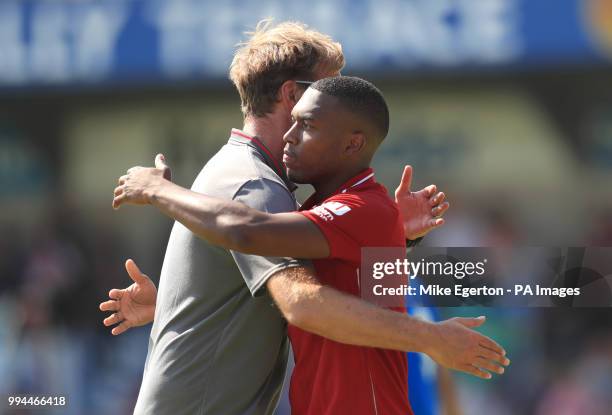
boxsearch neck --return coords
[311,162,371,202]
[242,113,290,161]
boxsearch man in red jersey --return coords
[113,76,509,414]
[283,77,411,414]
[283,78,411,414]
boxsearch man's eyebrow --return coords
[292,112,316,121]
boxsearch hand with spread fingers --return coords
[394,165,450,240]
[99,259,157,335]
[113,154,172,210]
[428,316,510,380]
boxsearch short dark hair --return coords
[310,76,389,141]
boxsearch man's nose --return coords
[283,122,298,144]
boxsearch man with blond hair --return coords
[102,21,507,415]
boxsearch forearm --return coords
[115,163,329,256]
[299,286,436,352]
[269,268,437,353]
[147,181,266,251]
[147,181,329,258]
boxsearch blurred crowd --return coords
[0,203,148,414]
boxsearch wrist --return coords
[415,319,439,356]
[146,304,156,322]
[145,180,167,205]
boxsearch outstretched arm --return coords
[113,155,330,258]
[113,157,452,259]
[267,266,510,380]
[99,260,511,379]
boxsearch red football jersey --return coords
[288,168,413,415]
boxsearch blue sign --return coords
[0,0,610,89]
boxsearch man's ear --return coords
[278,80,301,112]
[344,132,367,156]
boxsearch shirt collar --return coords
[300,168,376,210]
[228,128,297,192]
[336,168,376,194]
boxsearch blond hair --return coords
[229,20,345,117]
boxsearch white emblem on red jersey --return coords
[322,202,351,216]
[311,205,334,221]
[310,202,351,221]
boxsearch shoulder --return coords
[307,185,401,239]
[193,143,289,199]
[233,176,296,214]
[214,143,285,183]
[302,185,404,253]
[326,184,399,221]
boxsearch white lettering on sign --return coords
[72,5,127,80]
[0,1,127,85]
[0,3,26,84]
[148,0,522,76]
[0,0,522,85]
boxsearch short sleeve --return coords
[299,192,400,262]
[232,178,311,297]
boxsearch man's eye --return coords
[302,121,310,129]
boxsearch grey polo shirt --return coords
[133,129,305,415]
